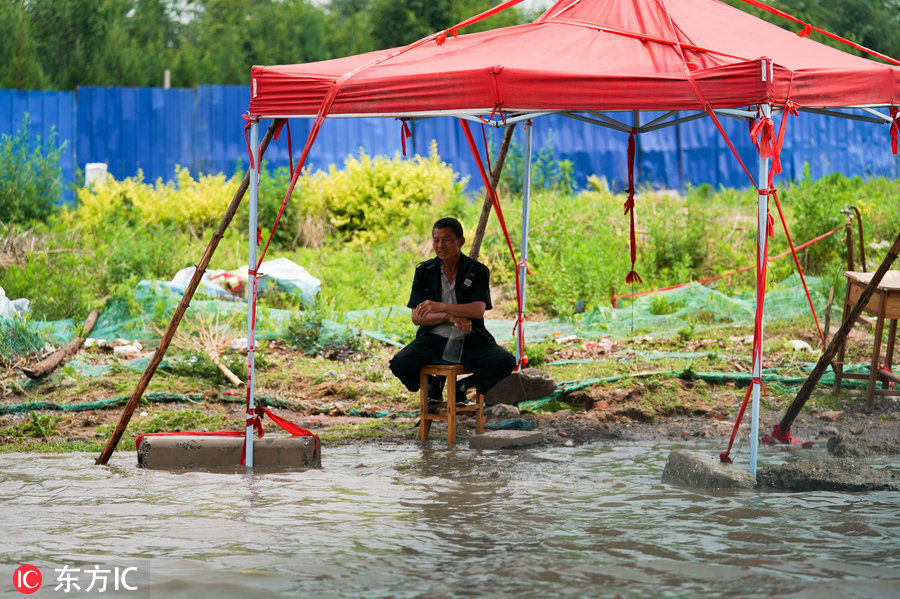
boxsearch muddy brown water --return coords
[1,443,898,598]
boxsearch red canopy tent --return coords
[241,0,900,472]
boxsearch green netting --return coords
[0,318,46,360]
[2,273,834,360]
[0,392,306,416]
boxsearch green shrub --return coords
[785,168,900,274]
[297,143,465,245]
[648,294,685,316]
[0,117,62,224]
[22,412,62,438]
[72,166,239,230]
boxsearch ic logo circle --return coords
[13,565,42,594]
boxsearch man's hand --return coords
[449,315,472,334]
[413,300,444,321]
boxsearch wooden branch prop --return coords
[22,309,99,378]
[213,357,244,388]
[96,120,280,465]
[778,229,900,432]
[469,124,515,261]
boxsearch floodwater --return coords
[1,442,898,599]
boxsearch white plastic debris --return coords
[231,337,249,353]
[113,342,143,356]
[241,257,322,304]
[0,286,30,319]
[789,339,813,352]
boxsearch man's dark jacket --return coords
[406,253,495,341]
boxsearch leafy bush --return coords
[648,294,686,315]
[785,168,900,274]
[22,412,62,438]
[0,117,63,224]
[297,143,465,245]
[72,166,239,230]
[283,307,365,355]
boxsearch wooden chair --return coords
[418,363,484,445]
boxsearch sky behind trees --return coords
[1,0,897,90]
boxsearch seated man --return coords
[389,217,517,402]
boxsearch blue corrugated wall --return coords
[1,86,896,205]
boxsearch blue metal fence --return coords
[1,86,897,205]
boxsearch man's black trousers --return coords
[389,332,516,395]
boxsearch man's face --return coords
[432,227,464,262]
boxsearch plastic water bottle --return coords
[441,324,464,363]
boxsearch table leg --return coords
[884,319,897,372]
[866,294,888,411]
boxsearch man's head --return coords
[432,217,464,263]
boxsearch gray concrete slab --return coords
[757,458,900,491]
[469,429,545,449]
[137,435,321,471]
[661,449,757,489]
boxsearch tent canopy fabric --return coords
[248,0,900,118]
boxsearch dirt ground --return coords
[1,322,897,460]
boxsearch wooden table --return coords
[833,270,900,409]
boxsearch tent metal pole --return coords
[516,121,534,365]
[246,119,260,469]
[750,101,771,477]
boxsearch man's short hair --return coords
[432,217,464,239]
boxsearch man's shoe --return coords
[427,375,445,401]
[454,379,471,406]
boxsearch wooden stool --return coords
[419,364,484,445]
[833,270,900,410]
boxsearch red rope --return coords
[398,119,412,156]
[890,106,899,155]
[458,119,526,367]
[720,221,771,464]
[623,129,642,284]
[612,226,842,301]
[134,407,317,454]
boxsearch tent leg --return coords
[515,121,533,366]
[750,103,772,477]
[245,120,261,469]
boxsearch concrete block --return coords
[757,458,900,492]
[485,369,557,406]
[137,435,321,471]
[661,449,757,489]
[469,429,545,449]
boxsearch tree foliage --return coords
[2,0,897,90]
[2,0,535,90]
[722,0,900,61]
